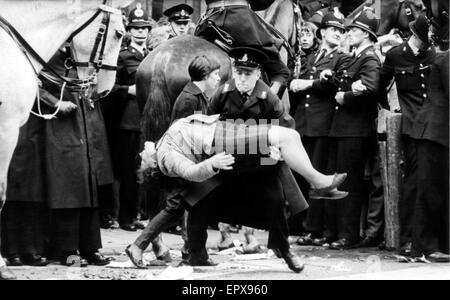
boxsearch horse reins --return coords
[0,0,120,118]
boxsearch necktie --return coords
[241,93,249,103]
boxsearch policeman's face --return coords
[233,67,260,94]
[300,30,315,50]
[322,26,345,47]
[347,27,368,47]
[129,27,149,45]
[171,21,189,36]
[205,69,221,92]
[410,34,428,51]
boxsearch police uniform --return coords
[379,15,436,249]
[205,48,307,255]
[290,13,351,239]
[409,51,449,258]
[111,7,151,230]
[325,11,382,248]
[198,0,290,89]
[163,4,193,39]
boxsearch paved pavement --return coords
[7,227,450,280]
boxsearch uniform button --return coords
[340,79,344,82]
[338,88,342,91]
[335,106,339,110]
[312,67,317,71]
[421,74,425,78]
[310,76,314,79]
[420,64,424,67]
[306,94,311,99]
[305,103,310,108]
[423,93,427,98]
[421,84,426,88]
[402,71,406,74]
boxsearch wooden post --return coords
[378,85,403,250]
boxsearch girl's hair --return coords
[188,55,221,81]
[301,21,318,37]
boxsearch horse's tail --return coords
[139,51,173,144]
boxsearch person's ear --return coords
[256,69,261,79]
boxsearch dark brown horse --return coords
[136,35,231,143]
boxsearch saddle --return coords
[195,20,236,53]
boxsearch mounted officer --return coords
[163,4,194,38]
[197,0,290,98]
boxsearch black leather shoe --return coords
[312,237,335,246]
[6,256,23,267]
[22,254,49,267]
[157,250,173,263]
[0,266,16,280]
[330,238,357,250]
[133,220,146,230]
[83,252,113,266]
[427,252,450,263]
[280,251,304,273]
[399,242,412,256]
[296,233,314,246]
[120,224,137,232]
[360,236,380,247]
[187,258,218,267]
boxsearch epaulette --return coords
[222,83,231,93]
[259,91,267,100]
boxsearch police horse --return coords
[0,0,131,268]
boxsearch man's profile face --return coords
[347,27,367,47]
[171,21,189,35]
[233,67,260,94]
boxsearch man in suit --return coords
[163,4,194,38]
[378,15,436,256]
[289,12,351,246]
[325,10,381,249]
[198,0,290,98]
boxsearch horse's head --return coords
[396,0,426,33]
[70,1,127,98]
[423,0,449,48]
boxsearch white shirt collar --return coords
[407,39,421,56]
[354,43,373,57]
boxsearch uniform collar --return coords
[354,43,374,57]
[129,42,147,56]
[407,39,421,56]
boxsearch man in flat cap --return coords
[164,3,194,38]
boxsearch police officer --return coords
[198,0,290,98]
[325,10,382,249]
[113,6,152,232]
[409,24,449,262]
[207,47,310,273]
[163,4,193,38]
[378,15,436,256]
[289,12,351,246]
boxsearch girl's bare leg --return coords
[268,126,334,189]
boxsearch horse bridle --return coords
[393,0,417,36]
[0,0,120,91]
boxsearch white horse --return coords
[0,0,130,268]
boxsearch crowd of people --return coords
[0,0,448,280]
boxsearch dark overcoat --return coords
[42,52,114,209]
